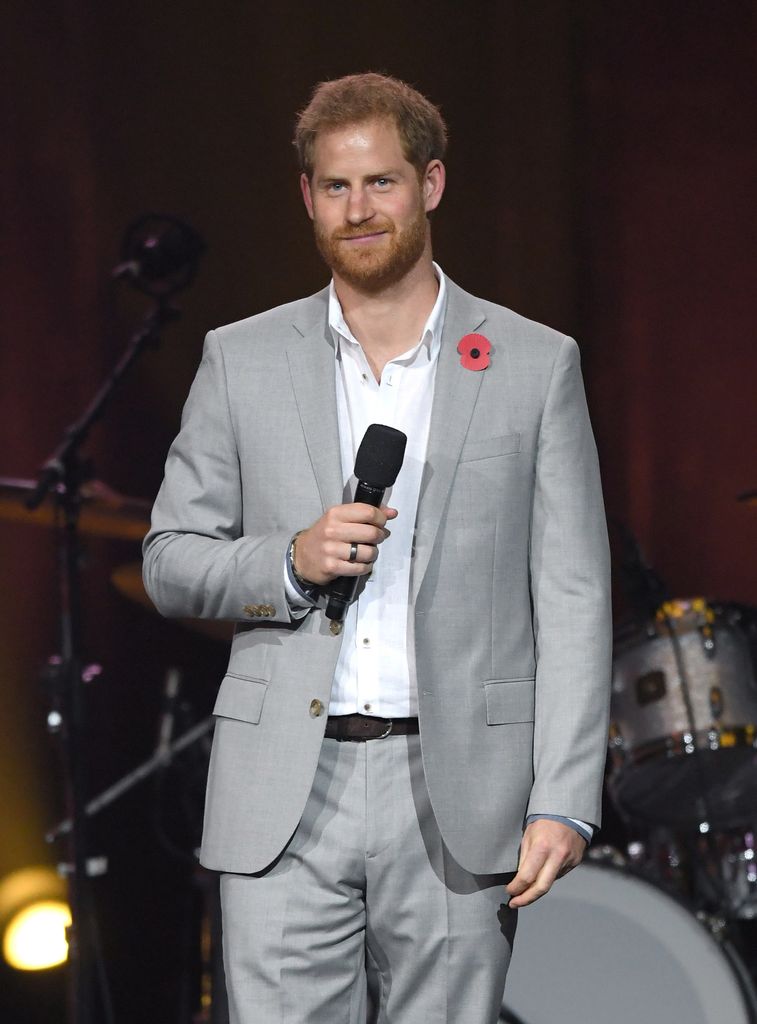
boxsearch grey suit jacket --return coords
[142,277,612,875]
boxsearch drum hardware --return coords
[618,821,757,927]
[589,843,629,868]
[46,694,214,843]
[694,908,729,942]
[657,597,718,658]
[660,600,717,822]
[691,829,757,921]
[45,678,223,1022]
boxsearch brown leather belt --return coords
[324,713,420,741]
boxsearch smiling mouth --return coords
[339,231,388,242]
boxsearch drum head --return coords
[503,861,756,1024]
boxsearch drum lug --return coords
[709,686,724,720]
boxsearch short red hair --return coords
[294,73,448,178]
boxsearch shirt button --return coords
[361,372,368,382]
[309,699,324,718]
[362,637,371,647]
[363,703,372,712]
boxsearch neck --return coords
[333,247,439,380]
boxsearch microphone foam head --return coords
[354,424,407,487]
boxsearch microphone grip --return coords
[325,480,386,623]
[353,479,385,507]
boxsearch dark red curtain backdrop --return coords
[1,1,755,1019]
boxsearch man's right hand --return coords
[293,503,397,586]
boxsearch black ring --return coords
[348,542,358,563]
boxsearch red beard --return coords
[313,203,427,293]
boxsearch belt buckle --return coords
[378,719,393,739]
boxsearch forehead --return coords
[311,118,411,176]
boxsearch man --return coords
[143,73,611,1023]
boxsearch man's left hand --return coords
[505,819,587,909]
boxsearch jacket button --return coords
[309,698,324,718]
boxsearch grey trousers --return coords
[220,733,517,1023]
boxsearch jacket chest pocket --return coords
[459,431,521,463]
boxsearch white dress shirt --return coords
[326,266,446,717]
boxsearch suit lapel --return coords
[287,291,344,511]
[410,280,488,604]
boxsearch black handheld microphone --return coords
[325,423,407,627]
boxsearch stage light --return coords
[0,866,70,971]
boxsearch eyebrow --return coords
[315,168,404,186]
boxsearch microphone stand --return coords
[46,716,215,844]
[28,297,180,1024]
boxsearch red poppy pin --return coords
[457,333,491,371]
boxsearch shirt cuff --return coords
[284,543,318,616]
[525,814,593,844]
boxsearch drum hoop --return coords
[613,725,757,765]
[613,600,757,647]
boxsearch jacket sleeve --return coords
[142,329,296,624]
[526,335,612,827]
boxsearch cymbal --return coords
[737,490,757,507]
[0,476,152,541]
[111,562,233,643]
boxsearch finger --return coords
[346,542,379,564]
[322,543,380,577]
[325,523,391,547]
[340,541,379,566]
[329,503,398,527]
[508,820,586,898]
[505,854,544,897]
[508,856,563,908]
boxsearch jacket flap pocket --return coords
[484,677,535,724]
[213,672,269,724]
[460,432,521,463]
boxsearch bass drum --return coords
[502,860,757,1024]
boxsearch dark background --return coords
[1,1,755,1020]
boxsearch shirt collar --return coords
[328,262,447,364]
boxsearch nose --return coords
[345,186,374,225]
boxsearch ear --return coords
[423,160,446,214]
[300,172,315,220]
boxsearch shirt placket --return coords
[353,359,404,717]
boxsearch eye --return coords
[326,181,346,194]
[374,177,392,188]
